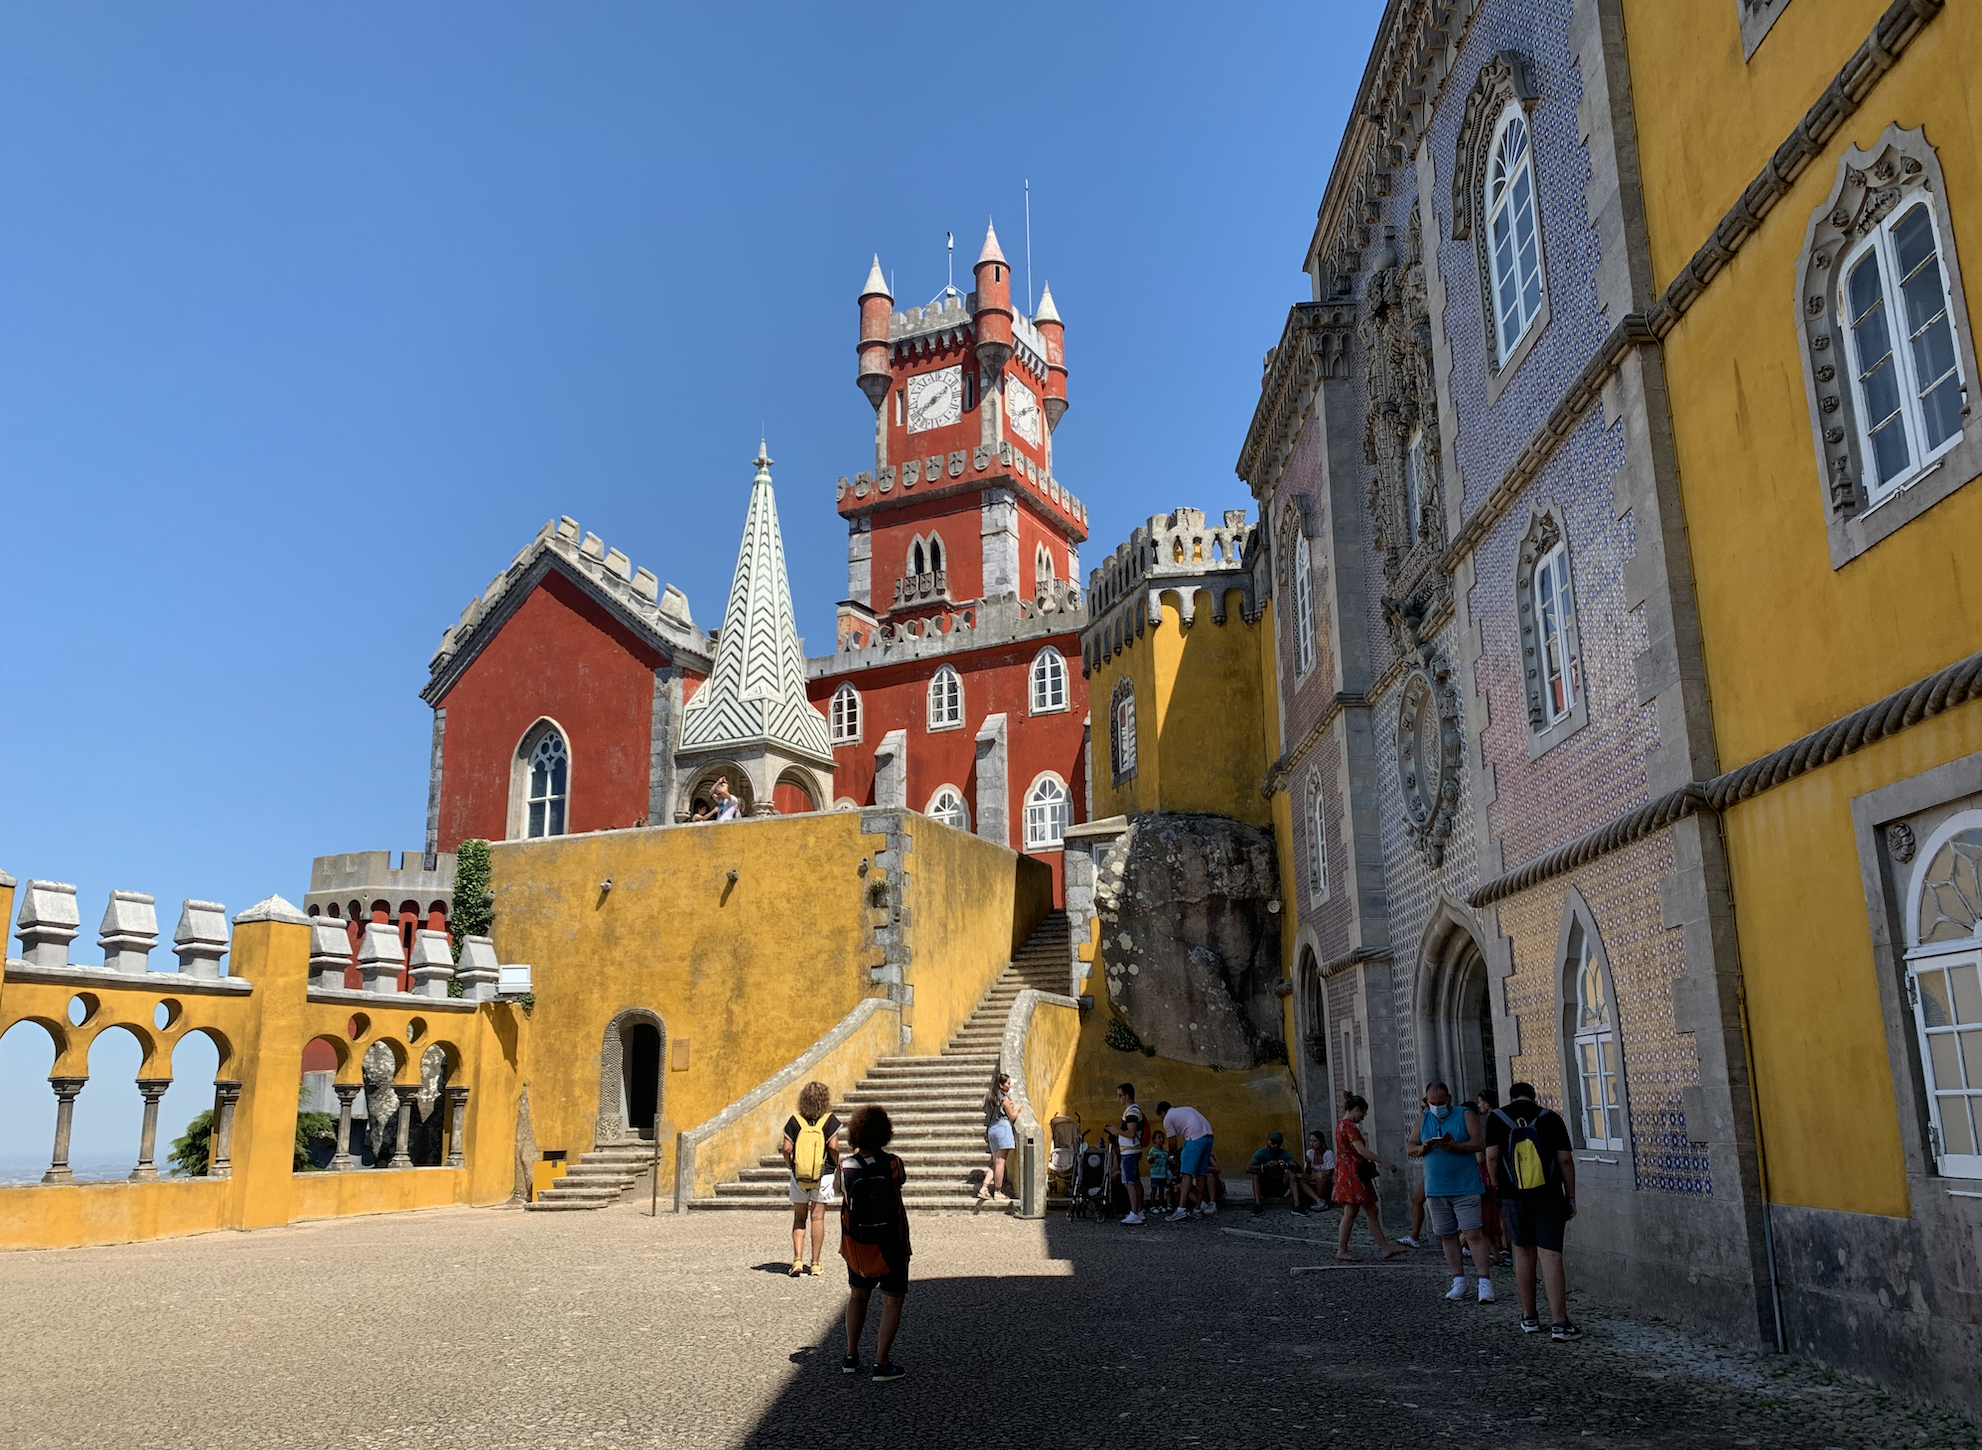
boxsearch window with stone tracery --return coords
[1487,106,1545,365]
[1906,816,1982,1179]
[1110,677,1137,785]
[1304,767,1328,898]
[1293,533,1316,678]
[1516,511,1586,756]
[1565,919,1625,1152]
[526,731,568,839]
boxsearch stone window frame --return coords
[924,784,971,834]
[927,664,965,732]
[1293,532,1317,678]
[1029,647,1069,717]
[507,716,572,842]
[1451,52,1549,408]
[1553,889,1635,1174]
[828,684,862,746]
[1797,126,1979,570]
[1900,808,1982,1179]
[1303,765,1330,901]
[1109,676,1138,786]
[1515,505,1589,760]
[1022,771,1071,852]
[1849,751,1982,1196]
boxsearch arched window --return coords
[910,537,928,576]
[927,665,963,730]
[1840,197,1965,501]
[1304,767,1327,897]
[1517,511,1585,751]
[1487,106,1545,364]
[1534,540,1578,722]
[1110,677,1137,784]
[925,785,970,832]
[1292,533,1316,678]
[829,684,861,745]
[928,533,945,574]
[1024,774,1070,850]
[526,730,568,839]
[1035,543,1054,593]
[1565,916,1625,1151]
[1905,814,1982,1177]
[1403,428,1428,545]
[1030,648,1068,714]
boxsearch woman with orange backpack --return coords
[838,1104,911,1380]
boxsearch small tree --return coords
[451,838,493,961]
[167,1110,212,1177]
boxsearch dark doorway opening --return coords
[627,1024,661,1140]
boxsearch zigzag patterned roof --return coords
[679,445,834,765]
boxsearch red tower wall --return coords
[434,571,665,848]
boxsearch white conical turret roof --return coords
[1034,281,1061,323]
[677,443,833,765]
[861,255,892,300]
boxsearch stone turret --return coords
[856,256,893,411]
[1034,281,1068,432]
[972,221,1014,379]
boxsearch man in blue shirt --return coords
[1408,1079,1495,1303]
[1247,1130,1315,1215]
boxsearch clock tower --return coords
[809,221,1091,899]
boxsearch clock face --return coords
[906,366,963,434]
[1005,374,1041,445]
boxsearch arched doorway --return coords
[1415,901,1499,1105]
[1295,944,1332,1130]
[773,768,818,815]
[597,1010,667,1144]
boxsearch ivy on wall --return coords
[451,839,493,961]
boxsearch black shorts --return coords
[1502,1195,1569,1252]
[847,1260,909,1297]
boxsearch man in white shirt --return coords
[1115,1082,1147,1225]
[1157,1101,1215,1221]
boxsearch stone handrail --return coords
[997,987,1081,1217]
[674,996,903,1212]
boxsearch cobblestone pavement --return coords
[0,1199,1975,1450]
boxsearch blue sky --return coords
[0,2,1382,1169]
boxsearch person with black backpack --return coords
[837,1104,911,1380]
[1484,1082,1580,1341]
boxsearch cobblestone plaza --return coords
[1,1204,1973,1449]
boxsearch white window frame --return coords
[526,731,569,840]
[1402,428,1427,547]
[1486,104,1545,366]
[1292,533,1316,679]
[1904,810,1982,1180]
[1023,773,1071,851]
[1534,540,1580,725]
[925,784,970,833]
[1029,647,1068,715]
[507,718,572,841]
[1568,925,1625,1152]
[1838,194,1967,505]
[829,684,862,745]
[927,665,964,731]
[1110,677,1137,784]
[1304,767,1328,898]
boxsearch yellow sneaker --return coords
[788,1259,804,1278]
[806,1261,825,1276]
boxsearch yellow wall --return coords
[0,902,526,1252]
[1088,588,1273,828]
[489,811,1050,1194]
[1623,0,1982,1220]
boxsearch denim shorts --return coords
[986,1119,1015,1152]
[1179,1135,1214,1177]
[1117,1151,1141,1183]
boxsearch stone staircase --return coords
[525,1139,658,1212]
[692,912,1072,1212]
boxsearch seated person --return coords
[1248,1131,1314,1215]
[1303,1128,1336,1210]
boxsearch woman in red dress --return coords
[1332,1093,1408,1261]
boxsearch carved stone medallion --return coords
[1395,656,1464,867]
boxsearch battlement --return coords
[837,439,1088,533]
[886,292,1052,381]
[809,585,1085,678]
[424,516,709,692]
[1081,508,1262,676]
[9,878,248,987]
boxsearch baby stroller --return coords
[1067,1128,1112,1222]
[1047,1115,1082,1203]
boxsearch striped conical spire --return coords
[678,443,833,762]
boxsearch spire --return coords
[1033,281,1061,323]
[860,255,891,301]
[676,449,833,763]
[976,219,1007,266]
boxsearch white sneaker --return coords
[1121,1212,1144,1225]
[1477,1279,1496,1303]
[1445,1276,1468,1301]
[1202,1202,1217,1215]
[1397,1235,1419,1248]
[1167,1208,1189,1222]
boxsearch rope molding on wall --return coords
[1470,647,1982,908]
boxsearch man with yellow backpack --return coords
[1484,1082,1580,1342]
[781,1080,843,1278]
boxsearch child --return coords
[839,1105,911,1381]
[1146,1137,1173,1212]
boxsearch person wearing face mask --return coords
[1408,1079,1496,1303]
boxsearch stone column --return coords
[444,1086,470,1169]
[43,1077,86,1184]
[331,1084,361,1171]
[389,1089,416,1169]
[208,1080,243,1179]
[131,1078,171,1181]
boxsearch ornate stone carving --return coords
[1888,821,1917,865]
[1515,508,1565,728]
[1395,654,1464,868]
[1451,51,1538,243]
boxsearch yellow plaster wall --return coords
[1088,589,1272,827]
[1622,0,1982,766]
[1023,997,1083,1122]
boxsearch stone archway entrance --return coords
[597,1009,667,1144]
[1415,904,1499,1106]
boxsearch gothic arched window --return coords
[1487,105,1546,364]
[1030,648,1068,714]
[925,785,970,832]
[928,533,945,574]
[1304,766,1328,897]
[1561,909,1626,1152]
[526,731,568,839]
[1110,677,1137,785]
[1024,774,1070,850]
[927,665,963,730]
[1293,533,1316,678]
[1517,510,1586,755]
[829,684,861,745]
[1905,813,1982,1178]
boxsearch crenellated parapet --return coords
[809,587,1086,677]
[1079,508,1260,676]
[837,439,1088,532]
[423,515,711,701]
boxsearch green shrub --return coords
[294,1111,338,1171]
[1104,1017,1143,1054]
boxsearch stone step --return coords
[688,1194,1019,1213]
[753,1150,991,1171]
[874,1055,996,1069]
[842,1086,985,1103]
